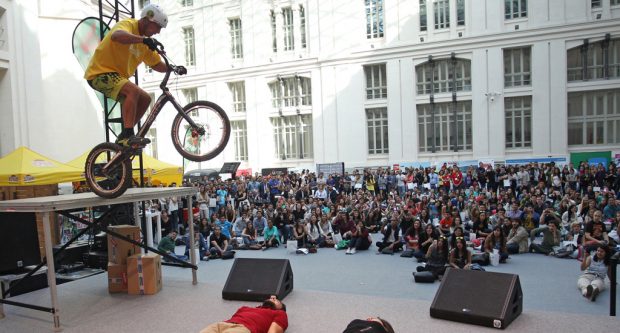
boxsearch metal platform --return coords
[0,187,198,332]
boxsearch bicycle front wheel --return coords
[84,142,132,199]
[171,101,231,162]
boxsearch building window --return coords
[457,0,465,26]
[145,128,158,159]
[416,58,471,95]
[282,7,294,51]
[612,39,620,78]
[272,114,313,159]
[568,38,620,82]
[505,0,527,19]
[417,101,472,152]
[613,0,620,6]
[365,0,384,39]
[568,89,620,146]
[181,0,193,7]
[182,26,195,66]
[182,88,198,116]
[231,121,248,161]
[366,108,389,154]
[228,81,246,113]
[591,0,601,8]
[364,64,387,99]
[269,76,312,109]
[270,10,277,52]
[420,0,427,32]
[504,47,531,87]
[229,18,243,59]
[300,5,307,49]
[505,96,532,149]
[434,0,450,30]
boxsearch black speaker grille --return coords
[222,258,293,301]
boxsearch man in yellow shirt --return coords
[85,3,182,147]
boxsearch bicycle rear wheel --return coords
[171,101,231,162]
[84,142,132,199]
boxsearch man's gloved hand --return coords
[143,37,159,51]
[174,65,188,75]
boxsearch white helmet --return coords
[141,3,168,28]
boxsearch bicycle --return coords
[85,40,231,199]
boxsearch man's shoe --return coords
[350,248,356,254]
[586,285,593,299]
[345,248,351,254]
[116,135,151,148]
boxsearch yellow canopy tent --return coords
[0,146,84,186]
[66,151,182,186]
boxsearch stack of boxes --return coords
[106,225,162,295]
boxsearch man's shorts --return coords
[87,72,128,101]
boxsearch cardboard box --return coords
[107,225,141,265]
[107,263,128,293]
[127,253,162,295]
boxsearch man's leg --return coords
[116,81,152,145]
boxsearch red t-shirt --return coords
[451,171,463,186]
[227,306,288,333]
[440,217,453,229]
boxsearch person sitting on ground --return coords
[292,219,308,248]
[529,222,561,255]
[182,228,209,261]
[376,218,402,253]
[449,236,472,270]
[157,230,187,261]
[506,217,529,254]
[199,295,288,333]
[342,316,395,333]
[414,236,449,280]
[209,226,231,259]
[197,217,212,240]
[233,212,249,238]
[404,219,427,259]
[577,245,611,302]
[253,210,268,236]
[484,225,509,263]
[241,222,259,248]
[419,224,438,260]
[306,215,324,248]
[346,220,371,254]
[262,219,280,250]
[318,214,335,247]
[583,210,610,253]
[438,210,453,236]
[449,226,467,250]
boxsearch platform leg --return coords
[42,212,62,332]
[187,195,197,285]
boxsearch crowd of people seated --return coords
[150,160,618,300]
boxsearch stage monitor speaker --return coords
[222,258,293,302]
[430,268,522,329]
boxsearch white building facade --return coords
[1,0,620,171]
[141,0,620,172]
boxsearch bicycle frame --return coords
[102,45,202,173]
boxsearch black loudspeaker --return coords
[222,258,293,302]
[430,268,522,329]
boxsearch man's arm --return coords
[267,322,284,333]
[111,30,143,44]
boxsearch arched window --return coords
[567,37,620,82]
[269,76,312,109]
[415,58,471,95]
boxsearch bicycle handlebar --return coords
[150,39,185,90]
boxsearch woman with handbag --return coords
[415,236,449,280]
